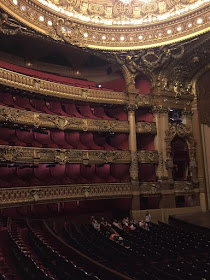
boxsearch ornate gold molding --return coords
[0,145,159,164]
[0,67,128,105]
[0,183,133,207]
[0,181,199,208]
[0,105,129,133]
[140,182,161,194]
[0,67,153,106]
[136,121,156,134]
[174,181,196,193]
[0,105,156,134]
[165,123,196,158]
[0,0,209,50]
[137,150,158,163]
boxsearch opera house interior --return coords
[0,0,209,279]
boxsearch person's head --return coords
[146,211,149,215]
[101,217,105,221]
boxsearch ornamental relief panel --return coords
[0,183,133,207]
[0,0,209,50]
[0,145,159,164]
[43,0,198,22]
[0,105,156,134]
[0,105,129,133]
[0,67,128,105]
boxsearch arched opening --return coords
[171,137,189,181]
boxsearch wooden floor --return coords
[171,212,210,230]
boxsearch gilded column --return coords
[126,96,140,220]
[152,106,170,179]
[191,98,207,212]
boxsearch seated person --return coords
[92,219,100,231]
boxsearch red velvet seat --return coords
[34,130,58,148]
[106,107,128,121]
[16,129,41,147]
[80,164,96,181]
[0,128,26,146]
[0,92,19,108]
[30,99,52,114]
[95,164,119,183]
[17,167,34,181]
[34,164,51,181]
[91,106,114,120]
[46,101,69,116]
[65,131,88,149]
[109,133,128,150]
[62,103,81,117]
[110,164,130,182]
[13,95,38,112]
[50,130,73,149]
[77,104,100,119]
[93,134,115,150]
[80,132,103,150]
[0,166,16,181]
[138,164,156,182]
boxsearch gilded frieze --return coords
[0,105,156,134]
[0,183,133,207]
[0,145,159,164]
[136,121,156,134]
[0,105,129,132]
[0,67,128,105]
[0,0,209,50]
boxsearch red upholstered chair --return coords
[50,165,70,184]
[0,128,26,146]
[46,101,69,116]
[106,107,128,121]
[65,164,89,184]
[110,164,130,182]
[135,109,153,122]
[138,164,156,182]
[34,130,58,148]
[109,133,129,150]
[0,92,20,108]
[137,135,154,151]
[80,164,96,181]
[13,95,37,112]
[96,164,119,183]
[76,104,100,119]
[65,164,80,182]
[30,99,52,114]
[91,106,115,120]
[65,131,88,149]
[62,103,81,117]
[17,167,34,182]
[50,130,73,149]
[16,129,41,147]
[34,164,52,182]
[93,134,115,150]
[80,132,103,150]
[0,166,17,181]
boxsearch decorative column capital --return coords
[181,109,194,117]
[125,103,138,113]
[152,105,169,115]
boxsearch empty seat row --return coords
[0,127,129,150]
[0,92,128,120]
[0,163,130,187]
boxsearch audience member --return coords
[92,219,100,231]
[145,211,151,225]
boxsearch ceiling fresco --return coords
[0,0,209,50]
